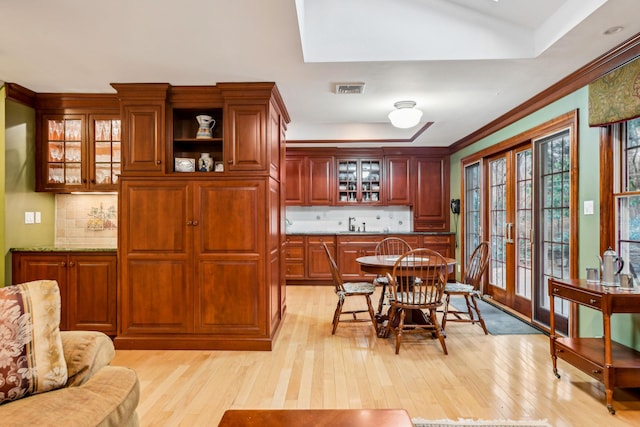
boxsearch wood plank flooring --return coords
[112,286,640,426]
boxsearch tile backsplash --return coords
[55,194,118,248]
[285,206,412,234]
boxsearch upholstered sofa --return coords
[0,330,140,427]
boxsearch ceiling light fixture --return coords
[603,26,623,35]
[388,101,423,129]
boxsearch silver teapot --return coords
[598,247,624,286]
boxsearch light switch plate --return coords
[584,200,594,215]
[24,211,35,224]
[35,212,41,223]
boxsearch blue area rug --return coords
[448,297,543,335]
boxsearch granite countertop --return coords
[10,247,117,252]
[287,231,454,236]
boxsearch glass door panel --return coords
[534,129,571,333]
[488,156,508,296]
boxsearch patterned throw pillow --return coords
[0,280,68,405]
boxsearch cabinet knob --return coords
[156,160,161,165]
[68,261,75,267]
[60,262,66,268]
[227,160,233,164]
[553,288,559,293]
[187,220,193,226]
[592,369,602,374]
[192,220,199,226]
[590,299,597,304]
[91,179,96,184]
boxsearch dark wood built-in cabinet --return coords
[285,147,450,232]
[35,95,121,192]
[286,233,454,285]
[12,251,117,335]
[113,82,289,350]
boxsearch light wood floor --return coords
[112,286,640,426]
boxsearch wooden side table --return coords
[218,409,413,427]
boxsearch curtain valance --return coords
[589,56,640,126]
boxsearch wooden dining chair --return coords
[322,242,377,335]
[373,237,412,314]
[384,248,449,355]
[441,241,490,334]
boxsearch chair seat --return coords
[396,291,429,305]
[444,282,476,294]
[342,282,376,294]
[374,276,389,285]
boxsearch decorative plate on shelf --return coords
[174,157,195,172]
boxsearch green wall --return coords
[3,92,55,285]
[449,86,640,350]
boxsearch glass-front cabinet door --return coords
[90,115,121,190]
[336,158,382,204]
[39,114,120,192]
[43,115,85,190]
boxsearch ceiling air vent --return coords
[335,82,365,94]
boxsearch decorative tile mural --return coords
[55,194,117,248]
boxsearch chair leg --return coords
[395,309,406,354]
[430,309,448,355]
[385,306,397,342]
[377,283,387,315]
[470,295,489,335]
[441,293,451,330]
[365,295,377,331]
[332,297,344,335]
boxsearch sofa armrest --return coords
[61,330,115,387]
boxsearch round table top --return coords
[356,255,456,275]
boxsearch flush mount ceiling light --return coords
[388,101,423,129]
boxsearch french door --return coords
[485,145,533,316]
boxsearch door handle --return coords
[505,223,514,243]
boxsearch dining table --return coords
[355,254,457,338]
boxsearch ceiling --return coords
[1,0,638,147]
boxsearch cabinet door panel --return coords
[414,157,449,231]
[68,255,117,333]
[196,181,265,253]
[285,157,305,205]
[121,181,190,253]
[195,259,263,334]
[121,105,164,173]
[226,104,266,172]
[11,253,69,330]
[386,156,411,205]
[307,236,335,279]
[308,157,334,205]
[121,259,191,334]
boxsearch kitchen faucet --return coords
[348,217,356,232]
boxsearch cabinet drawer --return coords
[551,285,602,309]
[337,235,383,244]
[285,262,305,278]
[285,236,304,244]
[285,246,304,260]
[308,235,335,245]
[555,345,604,382]
[422,235,452,244]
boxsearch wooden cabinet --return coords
[11,251,117,335]
[421,234,455,258]
[549,278,640,414]
[336,158,382,204]
[112,83,169,175]
[115,81,289,351]
[413,156,450,231]
[285,235,305,279]
[385,156,411,205]
[35,93,122,192]
[336,235,383,280]
[285,155,334,205]
[118,177,274,346]
[285,235,335,285]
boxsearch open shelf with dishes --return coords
[171,108,224,173]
